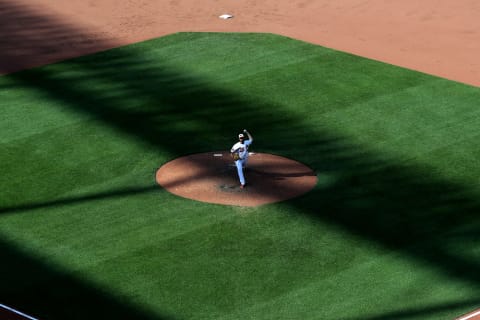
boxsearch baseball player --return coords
[230,129,253,188]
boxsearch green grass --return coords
[1,32,480,320]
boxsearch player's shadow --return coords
[248,167,317,179]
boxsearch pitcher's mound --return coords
[156,152,317,207]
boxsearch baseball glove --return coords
[232,153,240,161]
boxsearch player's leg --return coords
[235,159,246,187]
[243,156,248,169]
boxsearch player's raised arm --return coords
[243,129,253,142]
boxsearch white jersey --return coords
[231,140,252,160]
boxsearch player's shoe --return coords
[240,184,245,189]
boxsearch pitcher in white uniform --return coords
[230,129,253,188]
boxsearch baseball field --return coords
[1,29,480,319]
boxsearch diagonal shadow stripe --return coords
[0,185,158,214]
[0,236,174,320]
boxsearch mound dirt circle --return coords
[156,152,317,207]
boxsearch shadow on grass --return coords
[2,0,480,319]
[0,185,158,214]
[0,238,172,320]
[14,46,480,284]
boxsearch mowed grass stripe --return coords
[1,121,158,206]
[85,209,393,319]
[316,79,480,185]
[218,248,476,320]
[149,33,324,85]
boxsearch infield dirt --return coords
[1,0,479,87]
